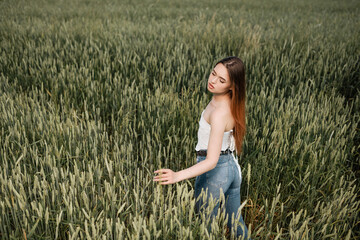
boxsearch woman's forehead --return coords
[214,63,229,81]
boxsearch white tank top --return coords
[195,110,235,151]
[195,110,242,178]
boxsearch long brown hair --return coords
[215,56,246,154]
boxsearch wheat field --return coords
[0,0,359,239]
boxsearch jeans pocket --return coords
[206,165,228,187]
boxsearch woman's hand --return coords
[153,169,181,185]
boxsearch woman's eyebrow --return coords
[213,70,226,81]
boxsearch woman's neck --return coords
[211,94,231,108]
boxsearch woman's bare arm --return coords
[153,109,228,184]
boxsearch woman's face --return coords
[207,63,232,95]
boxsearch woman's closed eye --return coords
[212,71,225,83]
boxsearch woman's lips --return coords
[208,83,214,89]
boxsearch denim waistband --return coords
[196,152,232,165]
[196,148,233,157]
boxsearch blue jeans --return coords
[194,152,251,240]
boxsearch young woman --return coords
[153,56,250,239]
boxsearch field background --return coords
[1,0,359,239]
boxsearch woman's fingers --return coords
[154,169,169,174]
[153,169,175,185]
[158,178,169,184]
[153,177,173,185]
[156,175,168,180]
[154,173,167,178]
[154,176,166,180]
[153,172,168,181]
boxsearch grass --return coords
[0,0,359,239]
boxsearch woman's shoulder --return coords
[208,107,234,131]
[209,107,229,118]
[207,107,232,124]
